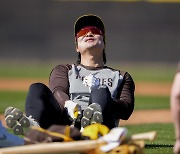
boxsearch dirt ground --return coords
[0,78,172,96]
[0,78,173,127]
[0,109,172,128]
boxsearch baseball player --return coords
[171,62,180,154]
[5,14,135,135]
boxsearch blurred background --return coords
[0,0,180,64]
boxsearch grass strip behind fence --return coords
[135,95,170,110]
[0,91,27,113]
[0,62,176,82]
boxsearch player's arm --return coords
[171,72,180,140]
[49,65,71,109]
[112,72,135,120]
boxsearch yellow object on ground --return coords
[82,124,110,140]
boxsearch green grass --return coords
[0,61,177,82]
[126,123,175,154]
[0,91,170,113]
[111,63,176,82]
[0,62,52,79]
[128,67,175,83]
[0,91,26,113]
[135,96,170,110]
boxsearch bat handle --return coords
[131,131,157,141]
[70,118,77,128]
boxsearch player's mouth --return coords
[85,38,95,42]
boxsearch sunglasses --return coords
[76,26,103,38]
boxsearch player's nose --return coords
[85,31,94,37]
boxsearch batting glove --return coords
[83,74,100,91]
[64,100,82,121]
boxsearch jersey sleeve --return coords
[49,64,71,108]
[111,72,135,120]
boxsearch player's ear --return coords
[75,38,79,52]
[76,45,80,53]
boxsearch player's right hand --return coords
[83,74,100,91]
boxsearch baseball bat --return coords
[0,131,157,154]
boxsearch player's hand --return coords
[64,100,82,120]
[174,139,180,154]
[83,74,100,90]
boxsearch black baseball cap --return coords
[74,14,105,37]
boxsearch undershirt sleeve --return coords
[49,64,71,108]
[111,72,135,120]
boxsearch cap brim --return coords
[74,14,105,37]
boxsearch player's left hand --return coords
[64,100,82,121]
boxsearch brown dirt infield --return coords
[0,78,173,127]
[0,109,172,128]
[0,78,172,96]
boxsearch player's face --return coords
[76,27,104,53]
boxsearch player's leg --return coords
[81,86,115,129]
[25,83,71,128]
[5,83,71,135]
